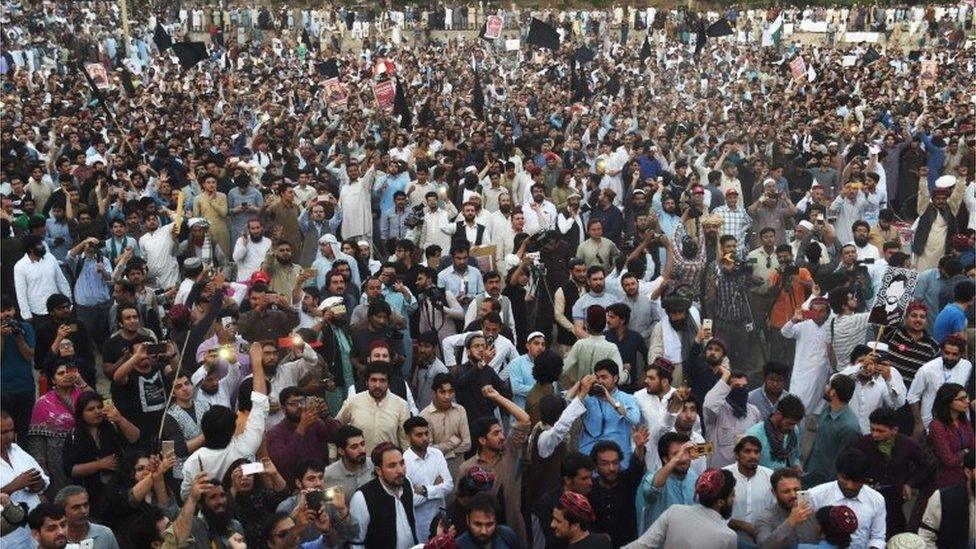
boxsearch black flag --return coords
[706,18,734,38]
[172,42,208,71]
[863,46,881,65]
[319,58,340,78]
[526,18,560,50]
[472,77,485,120]
[606,70,620,98]
[694,21,707,58]
[393,78,412,131]
[570,61,590,102]
[639,36,651,64]
[153,23,173,52]
[572,45,595,64]
[117,67,136,95]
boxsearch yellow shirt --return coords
[337,391,410,453]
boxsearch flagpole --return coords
[120,0,131,42]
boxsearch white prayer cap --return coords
[318,233,339,245]
[866,341,889,353]
[526,331,546,342]
[319,296,345,310]
[188,217,209,228]
[798,220,814,231]
[934,175,956,191]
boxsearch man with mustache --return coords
[804,448,887,548]
[348,443,417,549]
[754,468,819,547]
[28,504,67,549]
[722,436,774,545]
[648,292,700,387]
[907,334,973,436]
[626,468,738,549]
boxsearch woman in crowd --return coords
[26,361,88,496]
[98,451,177,545]
[62,391,141,511]
[224,457,289,546]
[927,382,974,489]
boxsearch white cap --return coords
[319,296,345,310]
[526,331,546,342]
[188,217,209,228]
[318,233,339,245]
[798,220,814,231]
[934,175,956,190]
[866,341,889,352]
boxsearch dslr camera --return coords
[404,204,426,229]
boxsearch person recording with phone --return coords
[577,360,642,470]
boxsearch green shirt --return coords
[803,405,862,488]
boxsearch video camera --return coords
[404,204,426,229]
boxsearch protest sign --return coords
[485,15,503,39]
[372,80,395,110]
[868,267,919,326]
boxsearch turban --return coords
[695,468,728,500]
[559,491,595,522]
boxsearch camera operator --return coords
[704,236,764,374]
[1,296,36,442]
[834,244,874,311]
[766,245,814,367]
[415,267,464,342]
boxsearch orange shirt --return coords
[767,268,813,328]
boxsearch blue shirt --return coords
[637,469,698,532]
[933,303,967,343]
[507,354,535,409]
[45,218,72,261]
[66,253,113,306]
[373,172,409,213]
[437,266,484,302]
[578,390,642,468]
[745,421,801,470]
[1,321,35,395]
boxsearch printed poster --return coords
[485,15,504,39]
[85,63,110,89]
[790,56,806,80]
[323,77,349,111]
[372,80,395,110]
[868,267,919,326]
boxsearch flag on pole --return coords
[761,13,784,47]
[706,18,734,37]
[639,36,651,64]
[393,78,412,131]
[153,23,173,52]
[526,18,560,50]
[472,77,485,120]
[172,42,208,71]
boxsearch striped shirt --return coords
[883,326,940,385]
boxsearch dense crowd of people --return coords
[1,0,975,548]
